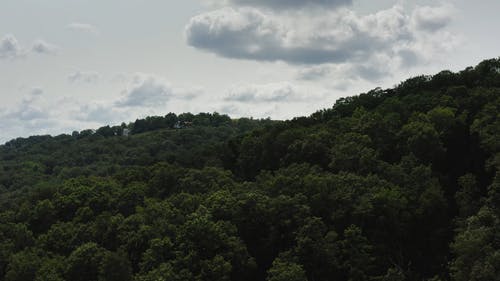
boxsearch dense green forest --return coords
[0,58,499,281]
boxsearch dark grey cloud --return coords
[186,6,420,65]
[218,0,351,9]
[186,8,382,65]
[186,4,456,70]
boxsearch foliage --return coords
[0,59,500,280]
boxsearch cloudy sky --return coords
[0,0,499,143]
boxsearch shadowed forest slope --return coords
[0,58,499,281]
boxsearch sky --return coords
[0,0,499,143]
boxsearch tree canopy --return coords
[0,58,499,280]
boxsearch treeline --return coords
[0,114,275,191]
[86,112,241,137]
[0,58,499,281]
[2,112,269,141]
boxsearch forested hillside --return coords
[0,58,499,281]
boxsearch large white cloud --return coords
[186,4,457,70]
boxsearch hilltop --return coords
[0,58,499,281]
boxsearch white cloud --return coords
[0,93,121,144]
[1,34,59,59]
[207,0,352,10]
[75,102,127,123]
[115,74,174,107]
[0,34,25,59]
[0,89,52,141]
[0,72,213,143]
[218,83,329,119]
[225,82,305,103]
[297,65,332,81]
[68,70,100,83]
[297,59,391,82]
[412,4,455,31]
[0,75,336,144]
[115,74,205,108]
[13,89,49,121]
[67,23,99,34]
[32,40,59,55]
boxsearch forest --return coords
[0,58,499,281]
